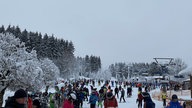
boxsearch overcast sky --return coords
[1,0,192,68]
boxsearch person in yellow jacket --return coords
[161,91,167,107]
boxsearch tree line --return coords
[0,25,101,78]
[109,58,187,81]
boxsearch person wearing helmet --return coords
[63,93,76,108]
[166,94,182,108]
[104,92,118,108]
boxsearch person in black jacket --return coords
[119,88,126,103]
[5,89,27,108]
[114,86,119,98]
[142,92,155,108]
[127,85,132,97]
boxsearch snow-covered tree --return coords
[0,33,43,106]
[179,67,192,75]
[168,58,187,75]
[40,58,60,92]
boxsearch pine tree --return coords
[0,25,5,33]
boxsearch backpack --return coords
[146,101,155,108]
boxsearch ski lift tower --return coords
[153,58,174,76]
[153,58,174,98]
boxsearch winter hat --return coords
[106,92,113,99]
[33,99,41,108]
[14,89,27,99]
[172,94,178,100]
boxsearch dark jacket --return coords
[4,97,25,108]
[121,89,125,97]
[114,87,119,93]
[143,97,155,108]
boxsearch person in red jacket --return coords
[137,87,143,108]
[27,96,33,108]
[104,92,118,108]
[63,93,76,108]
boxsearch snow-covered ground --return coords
[2,81,191,108]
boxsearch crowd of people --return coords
[2,79,186,108]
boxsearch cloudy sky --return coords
[0,0,192,68]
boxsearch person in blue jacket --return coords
[89,90,98,108]
[166,94,182,108]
